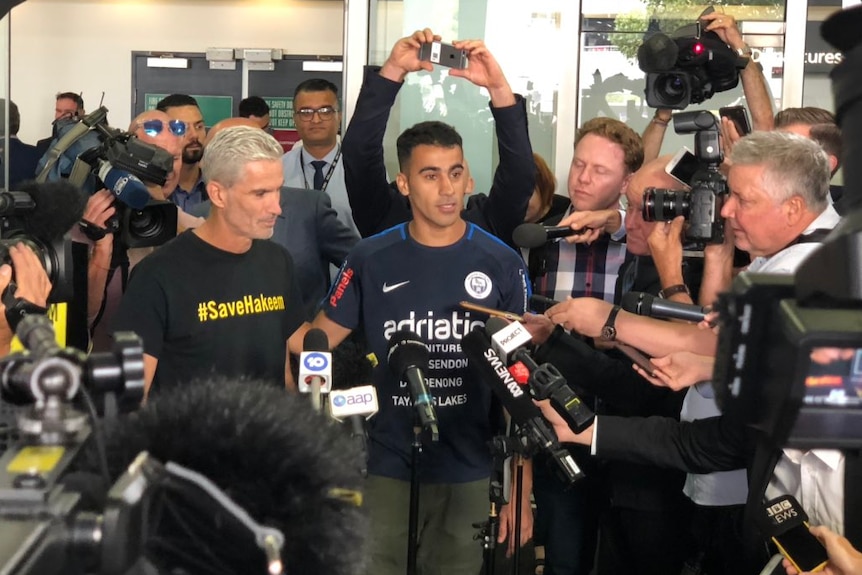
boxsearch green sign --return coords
[143,93,234,128]
[264,97,295,130]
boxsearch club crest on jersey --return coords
[464,271,492,300]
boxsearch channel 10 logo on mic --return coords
[303,351,330,374]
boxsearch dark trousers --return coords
[597,505,693,575]
[683,503,748,575]
[532,464,601,575]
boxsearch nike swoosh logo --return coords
[382,280,410,293]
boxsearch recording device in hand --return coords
[637,7,749,109]
[299,328,332,411]
[756,495,828,573]
[512,222,588,249]
[642,110,728,245]
[486,318,595,434]
[418,41,468,69]
[666,146,700,188]
[387,329,439,441]
[461,326,584,483]
[621,291,709,323]
[720,105,752,137]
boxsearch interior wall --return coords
[10,0,344,143]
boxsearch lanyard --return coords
[301,144,341,192]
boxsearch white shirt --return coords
[749,204,844,532]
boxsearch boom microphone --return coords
[387,330,439,441]
[637,32,679,73]
[461,327,583,484]
[621,290,708,323]
[512,223,588,249]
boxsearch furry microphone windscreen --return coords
[88,378,369,575]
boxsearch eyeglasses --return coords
[139,119,187,137]
[294,106,338,122]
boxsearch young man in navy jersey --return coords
[298,30,533,575]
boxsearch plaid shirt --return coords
[529,207,627,304]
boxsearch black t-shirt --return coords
[113,231,305,393]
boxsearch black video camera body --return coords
[642,110,727,245]
[638,18,748,110]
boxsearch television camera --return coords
[637,9,749,109]
[36,107,177,249]
[642,110,728,245]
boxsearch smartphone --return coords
[529,294,560,314]
[418,41,468,69]
[459,301,523,322]
[665,147,699,188]
[772,523,829,573]
[615,343,656,377]
[720,105,752,136]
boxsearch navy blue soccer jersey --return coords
[324,222,530,483]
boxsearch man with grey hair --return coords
[113,126,306,399]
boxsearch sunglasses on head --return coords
[140,119,187,137]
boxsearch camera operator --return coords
[0,243,52,356]
[83,109,194,352]
[536,132,849,571]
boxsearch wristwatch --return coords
[600,305,622,342]
[735,44,753,59]
[4,296,49,332]
[659,284,691,299]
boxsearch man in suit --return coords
[1,100,41,189]
[35,91,84,158]
[281,79,357,236]
[539,131,850,570]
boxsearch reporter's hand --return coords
[534,399,593,445]
[719,116,743,162]
[449,40,514,107]
[647,215,685,289]
[522,312,555,345]
[83,188,116,230]
[380,28,439,83]
[632,351,714,391]
[701,12,745,50]
[558,209,622,245]
[8,244,51,307]
[783,525,862,575]
[546,297,613,338]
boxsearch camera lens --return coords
[128,209,166,240]
[654,73,689,108]
[642,188,690,221]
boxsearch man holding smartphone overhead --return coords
[341,28,535,247]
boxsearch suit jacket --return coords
[342,66,535,247]
[594,412,862,561]
[1,137,41,189]
[271,186,358,318]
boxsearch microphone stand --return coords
[407,415,422,575]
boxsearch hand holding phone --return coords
[720,105,752,137]
[758,495,829,574]
[459,301,523,322]
[615,343,656,377]
[418,41,468,69]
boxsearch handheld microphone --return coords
[299,329,332,411]
[512,223,588,249]
[387,330,439,441]
[485,319,595,434]
[461,327,583,484]
[621,291,708,323]
[96,159,153,210]
[636,32,679,72]
[330,385,379,478]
